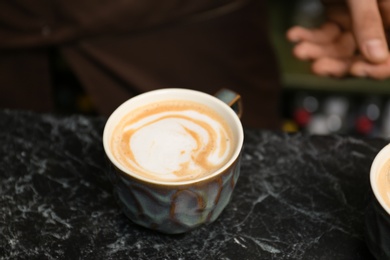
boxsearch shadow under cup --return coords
[103,88,244,234]
[365,144,390,259]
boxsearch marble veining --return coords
[0,110,387,259]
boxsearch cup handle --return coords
[214,88,243,119]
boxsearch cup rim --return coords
[370,143,390,216]
[103,88,244,186]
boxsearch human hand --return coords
[286,0,390,79]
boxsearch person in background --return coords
[287,0,390,79]
[0,0,281,129]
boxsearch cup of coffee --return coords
[365,144,390,259]
[103,88,244,234]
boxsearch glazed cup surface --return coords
[103,88,244,234]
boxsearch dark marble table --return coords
[0,110,387,259]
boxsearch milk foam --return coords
[378,160,390,209]
[111,100,233,182]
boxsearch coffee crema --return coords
[378,159,390,209]
[110,100,234,182]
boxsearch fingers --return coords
[287,24,357,78]
[350,56,390,79]
[291,31,356,60]
[347,0,389,63]
[311,57,352,77]
[309,56,390,80]
[286,0,390,79]
[286,22,341,44]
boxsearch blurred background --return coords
[269,0,390,138]
[50,0,390,137]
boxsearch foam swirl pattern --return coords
[111,101,234,182]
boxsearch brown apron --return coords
[0,0,281,128]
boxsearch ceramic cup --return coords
[103,88,244,234]
[365,143,390,259]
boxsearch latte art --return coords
[111,100,234,182]
[378,159,390,209]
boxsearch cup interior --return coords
[370,143,390,216]
[103,88,244,186]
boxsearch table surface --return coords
[0,110,387,259]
